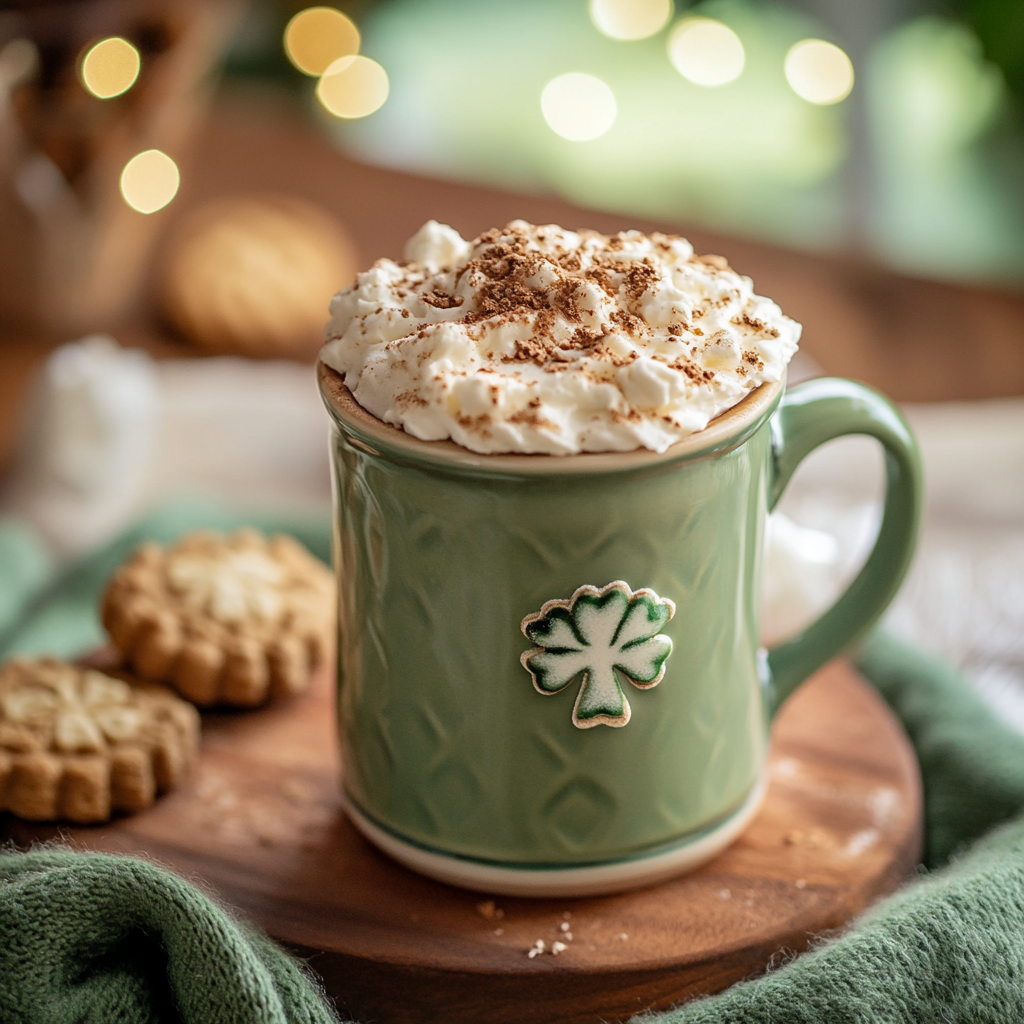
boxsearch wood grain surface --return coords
[2,657,922,1024]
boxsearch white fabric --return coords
[0,339,331,556]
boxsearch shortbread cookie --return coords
[0,657,200,823]
[102,529,333,707]
[160,195,356,359]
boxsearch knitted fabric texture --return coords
[5,506,1024,1022]
[0,849,337,1024]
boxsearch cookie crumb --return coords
[476,899,504,920]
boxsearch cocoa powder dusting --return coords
[422,289,463,310]
[395,390,428,407]
[459,245,548,327]
[610,309,647,337]
[452,229,664,365]
[623,260,659,304]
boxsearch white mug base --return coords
[340,778,767,898]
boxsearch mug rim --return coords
[317,361,783,477]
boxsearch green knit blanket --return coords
[4,502,1024,1023]
[0,849,335,1023]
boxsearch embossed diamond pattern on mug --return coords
[508,518,622,574]
[332,428,767,864]
[336,453,516,849]
[531,721,622,852]
[543,775,618,852]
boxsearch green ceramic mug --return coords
[318,364,921,896]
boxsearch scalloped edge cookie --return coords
[0,657,200,823]
[102,528,334,707]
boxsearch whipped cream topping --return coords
[321,220,801,455]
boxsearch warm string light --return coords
[283,7,389,119]
[284,6,360,76]
[120,150,179,213]
[785,39,854,105]
[541,72,617,141]
[285,8,852,135]
[80,36,140,98]
[316,55,390,118]
[668,18,745,87]
[589,0,672,41]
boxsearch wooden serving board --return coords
[1,658,921,1024]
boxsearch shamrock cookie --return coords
[102,529,333,707]
[0,658,200,823]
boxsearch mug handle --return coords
[764,377,923,716]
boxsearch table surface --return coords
[2,84,1024,474]
[1,656,922,1024]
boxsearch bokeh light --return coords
[589,0,672,42]
[80,37,140,98]
[338,0,850,248]
[785,39,854,105]
[316,55,389,118]
[284,6,360,76]
[120,150,179,213]
[668,18,745,87]
[541,72,617,141]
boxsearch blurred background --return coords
[0,0,1023,722]
[241,0,1024,281]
